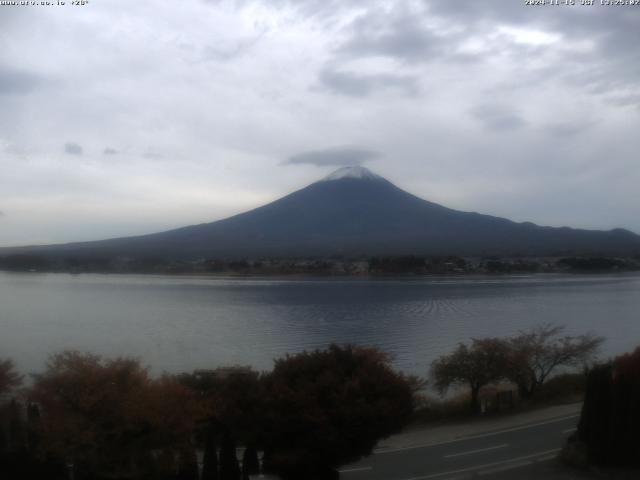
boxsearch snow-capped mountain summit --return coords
[3,167,640,259]
[320,165,383,182]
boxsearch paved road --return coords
[339,413,579,480]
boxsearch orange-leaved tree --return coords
[29,351,201,480]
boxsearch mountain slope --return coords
[3,166,640,259]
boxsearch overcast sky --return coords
[1,0,639,246]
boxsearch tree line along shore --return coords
[1,253,639,275]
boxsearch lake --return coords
[1,271,639,377]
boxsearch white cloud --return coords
[497,26,561,46]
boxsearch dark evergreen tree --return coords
[241,445,260,479]
[177,445,199,480]
[578,363,613,464]
[26,402,41,452]
[260,448,275,476]
[0,413,6,455]
[7,399,25,452]
[135,449,158,480]
[609,348,640,466]
[201,428,219,480]
[577,347,640,467]
[219,432,240,480]
[156,449,178,480]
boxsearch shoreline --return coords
[1,269,639,280]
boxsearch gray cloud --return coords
[338,9,440,62]
[285,147,380,167]
[64,143,83,156]
[425,1,640,98]
[319,68,418,97]
[104,147,118,155]
[142,151,164,160]
[425,1,532,26]
[0,67,42,95]
[202,30,266,62]
[323,1,640,109]
[543,122,594,139]
[470,105,526,132]
[3,142,26,157]
[606,94,640,109]
[225,0,362,17]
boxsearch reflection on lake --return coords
[1,272,639,376]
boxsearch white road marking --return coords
[376,414,579,454]
[562,427,577,434]
[444,443,508,459]
[338,466,373,473]
[404,448,561,480]
[478,452,559,476]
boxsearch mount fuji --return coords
[3,166,640,259]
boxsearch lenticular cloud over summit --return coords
[286,148,380,168]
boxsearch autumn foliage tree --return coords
[177,366,264,446]
[431,325,603,412]
[0,359,26,471]
[29,351,200,480]
[261,344,417,480]
[431,338,509,413]
[0,358,22,395]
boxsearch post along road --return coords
[339,410,579,480]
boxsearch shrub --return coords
[261,344,416,479]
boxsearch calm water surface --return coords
[1,272,639,376]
